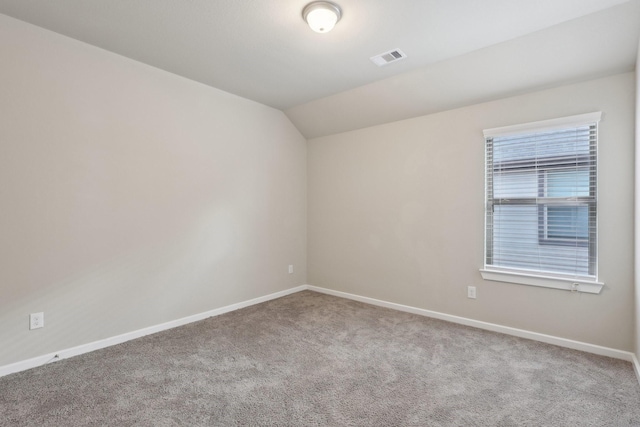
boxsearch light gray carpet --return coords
[1,290,639,426]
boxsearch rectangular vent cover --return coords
[370,49,407,67]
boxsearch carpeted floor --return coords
[1,290,639,426]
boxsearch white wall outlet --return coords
[30,312,44,330]
[288,265,294,274]
[467,286,477,299]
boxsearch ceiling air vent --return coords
[370,49,407,67]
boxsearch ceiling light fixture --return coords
[302,1,342,33]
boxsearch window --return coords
[480,113,603,294]
[539,169,590,246]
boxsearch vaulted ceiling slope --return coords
[0,0,638,138]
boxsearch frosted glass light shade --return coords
[303,2,342,33]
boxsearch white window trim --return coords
[483,112,602,138]
[479,268,604,294]
[482,112,604,294]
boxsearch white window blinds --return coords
[483,113,600,282]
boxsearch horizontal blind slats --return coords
[485,121,597,279]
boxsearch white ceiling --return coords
[0,0,638,138]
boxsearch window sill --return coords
[479,269,604,294]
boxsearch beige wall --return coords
[0,15,307,367]
[308,72,635,351]
[635,42,640,359]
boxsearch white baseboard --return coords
[0,285,307,378]
[3,283,639,387]
[306,285,637,363]
[633,354,640,385]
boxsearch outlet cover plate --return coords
[30,312,44,330]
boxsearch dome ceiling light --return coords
[302,1,342,33]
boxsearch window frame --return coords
[480,112,604,294]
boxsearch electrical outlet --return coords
[467,286,477,299]
[288,265,294,274]
[30,312,44,330]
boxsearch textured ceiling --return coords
[0,0,638,138]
